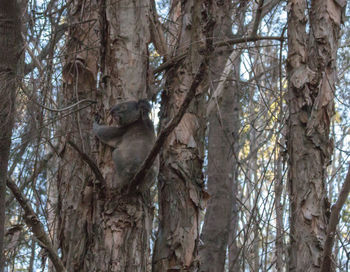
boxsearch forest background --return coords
[0,0,350,271]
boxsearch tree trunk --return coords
[287,0,343,271]
[0,1,21,269]
[152,1,213,271]
[275,136,284,272]
[199,1,238,271]
[57,0,153,271]
[92,1,153,270]
[56,1,99,270]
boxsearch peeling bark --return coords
[287,0,343,271]
[152,1,214,271]
[91,1,153,271]
[56,0,100,270]
[57,0,154,271]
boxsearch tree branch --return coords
[6,178,66,272]
[153,35,283,74]
[252,0,265,36]
[67,140,106,188]
[149,0,168,57]
[128,58,209,193]
[321,164,350,272]
[6,152,54,207]
[128,8,216,193]
[24,23,67,75]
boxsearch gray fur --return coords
[93,100,159,191]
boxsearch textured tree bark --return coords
[57,0,153,271]
[56,0,99,270]
[287,0,343,271]
[199,1,237,271]
[92,1,153,271]
[152,1,213,271]
[0,1,21,269]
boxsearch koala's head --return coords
[110,99,151,127]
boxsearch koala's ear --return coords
[138,99,151,119]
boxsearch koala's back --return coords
[112,120,157,189]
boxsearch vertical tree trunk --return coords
[56,0,99,270]
[0,1,21,269]
[91,1,153,270]
[199,1,237,271]
[152,1,213,271]
[275,136,284,272]
[287,0,343,271]
[57,0,153,271]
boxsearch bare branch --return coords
[128,13,216,193]
[6,178,66,272]
[252,0,265,36]
[20,83,96,112]
[6,152,54,207]
[153,35,283,75]
[150,0,168,57]
[24,23,67,75]
[67,140,106,188]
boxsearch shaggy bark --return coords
[152,1,214,271]
[287,0,344,271]
[92,1,153,271]
[56,0,99,270]
[57,0,154,271]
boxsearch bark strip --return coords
[287,0,343,270]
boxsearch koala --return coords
[93,99,159,192]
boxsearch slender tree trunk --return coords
[0,1,21,269]
[275,138,284,272]
[287,0,343,271]
[275,44,285,272]
[228,3,248,271]
[247,110,260,272]
[152,1,213,271]
[199,2,238,271]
